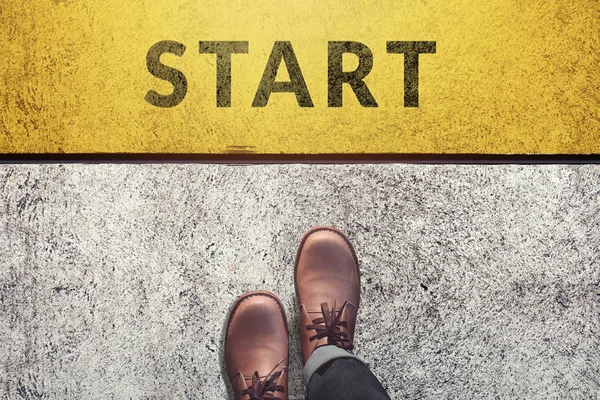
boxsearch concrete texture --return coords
[0,164,599,399]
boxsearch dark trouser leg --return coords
[304,346,391,400]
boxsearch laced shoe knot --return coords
[240,358,286,400]
[306,298,353,350]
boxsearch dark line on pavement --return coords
[0,154,599,164]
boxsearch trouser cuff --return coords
[302,345,365,389]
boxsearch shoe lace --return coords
[306,298,353,350]
[241,358,286,400]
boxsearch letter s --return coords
[144,40,187,108]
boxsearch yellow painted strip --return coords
[1,0,599,154]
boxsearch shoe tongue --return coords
[306,300,355,315]
[238,357,284,381]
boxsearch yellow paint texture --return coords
[0,0,599,154]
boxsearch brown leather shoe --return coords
[225,291,289,400]
[295,226,361,364]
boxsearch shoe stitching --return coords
[298,227,359,268]
[294,227,360,298]
[226,292,289,338]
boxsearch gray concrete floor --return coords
[0,164,599,399]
